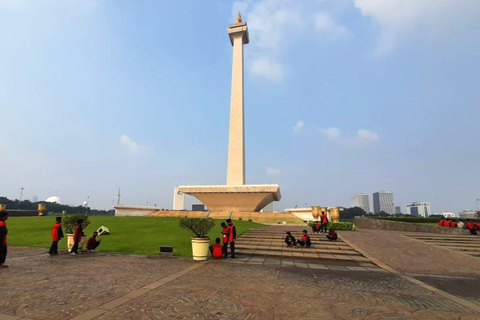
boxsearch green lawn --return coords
[6,216,263,257]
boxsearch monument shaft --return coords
[227,22,249,186]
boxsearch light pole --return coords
[19,187,24,201]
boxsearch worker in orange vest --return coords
[210,238,223,259]
[320,212,329,233]
[49,217,64,255]
[0,211,8,268]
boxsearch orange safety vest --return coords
[228,224,236,242]
[73,225,82,242]
[211,244,223,258]
[222,227,229,244]
[0,221,7,246]
[51,223,62,241]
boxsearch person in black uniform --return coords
[285,231,296,247]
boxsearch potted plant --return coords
[179,218,215,261]
[62,213,91,251]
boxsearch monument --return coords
[178,13,281,213]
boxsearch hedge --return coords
[307,221,354,231]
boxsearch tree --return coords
[342,207,367,220]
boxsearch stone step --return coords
[235,244,361,256]
[408,236,480,242]
[235,248,372,263]
[239,237,347,245]
[422,241,480,248]
[235,240,351,250]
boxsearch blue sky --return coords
[0,0,479,213]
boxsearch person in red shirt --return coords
[444,219,451,228]
[312,221,321,233]
[70,220,84,255]
[221,222,230,258]
[209,238,223,259]
[327,229,338,241]
[49,217,64,255]
[226,219,236,259]
[320,212,329,233]
[0,211,8,268]
[466,220,477,235]
[86,232,101,252]
[297,230,312,248]
[438,219,445,227]
[450,220,457,228]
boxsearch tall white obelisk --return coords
[226,13,249,186]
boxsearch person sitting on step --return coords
[210,238,223,259]
[284,231,296,247]
[312,221,321,233]
[86,231,101,252]
[296,230,311,248]
[326,229,338,241]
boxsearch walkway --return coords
[1,227,480,319]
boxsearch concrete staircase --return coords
[236,226,372,263]
[405,233,480,258]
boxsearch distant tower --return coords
[373,191,395,215]
[32,196,38,203]
[226,12,249,186]
[117,188,121,205]
[351,194,370,213]
[173,187,185,210]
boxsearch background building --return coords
[261,202,275,212]
[458,210,478,219]
[351,194,370,213]
[172,187,185,210]
[395,206,402,214]
[406,202,431,217]
[373,191,394,215]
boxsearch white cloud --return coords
[292,121,304,132]
[356,128,378,142]
[314,13,347,38]
[355,0,480,55]
[320,127,379,148]
[233,0,347,81]
[266,166,281,176]
[250,57,284,81]
[120,134,145,155]
[320,127,341,139]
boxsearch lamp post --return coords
[20,187,24,201]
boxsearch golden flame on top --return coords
[236,12,242,23]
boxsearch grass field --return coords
[6,216,263,257]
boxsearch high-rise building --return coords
[373,191,394,215]
[351,194,370,213]
[406,202,431,217]
[395,206,402,214]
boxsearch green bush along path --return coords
[6,216,263,257]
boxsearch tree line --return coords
[0,197,114,216]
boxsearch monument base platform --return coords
[177,184,281,212]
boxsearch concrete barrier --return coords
[354,217,470,235]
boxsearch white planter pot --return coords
[191,237,210,261]
[67,234,86,251]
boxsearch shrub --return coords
[328,222,354,231]
[179,218,215,238]
[62,213,91,234]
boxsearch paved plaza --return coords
[1,228,480,320]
